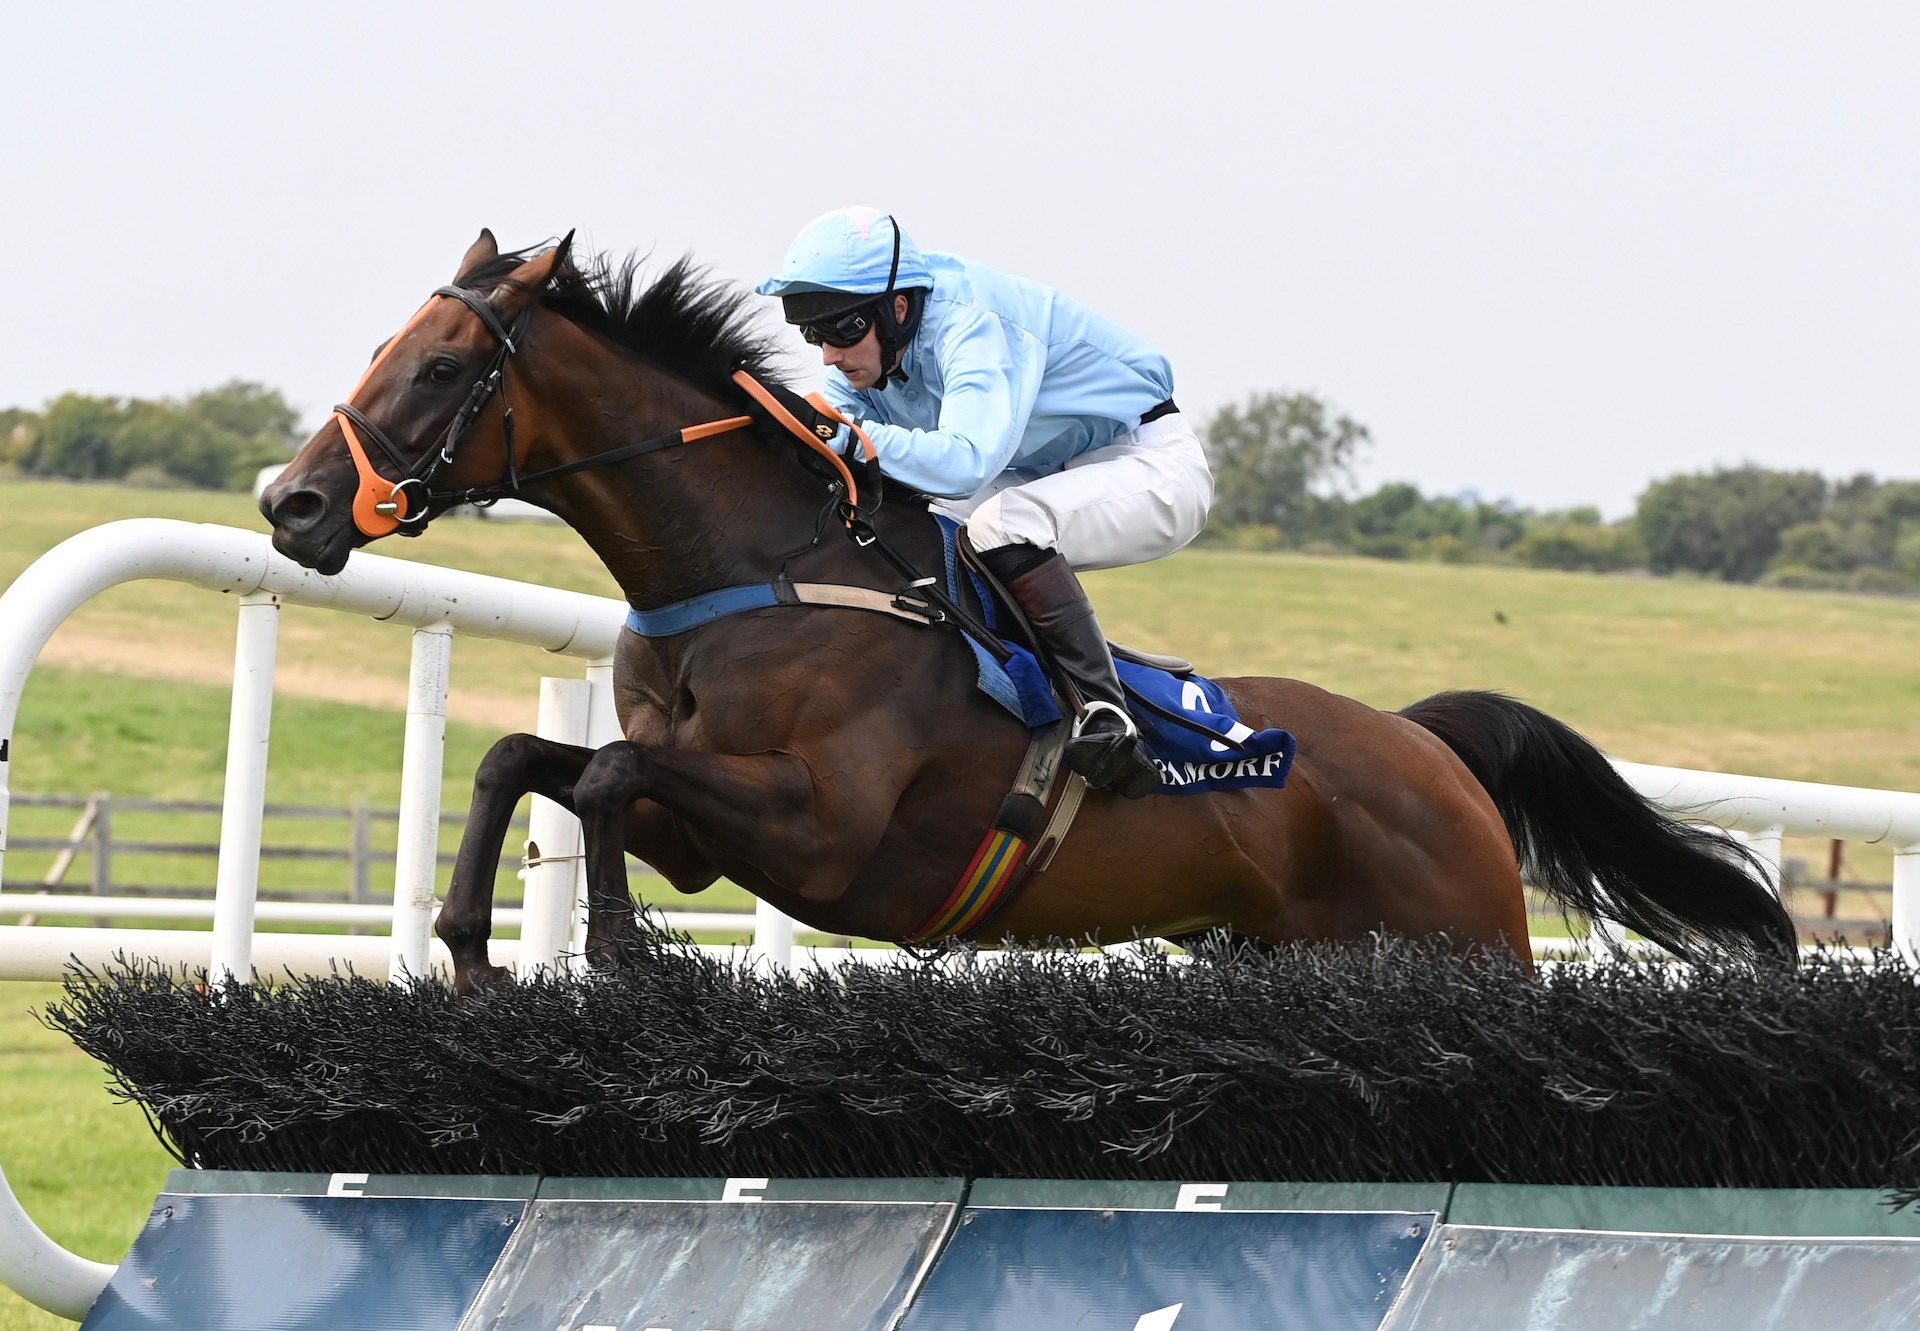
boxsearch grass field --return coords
[3,474,1918,1327]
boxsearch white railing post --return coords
[1748,825,1786,895]
[520,677,592,978]
[387,625,452,984]
[1894,847,1920,963]
[750,897,795,971]
[569,662,622,966]
[208,591,281,987]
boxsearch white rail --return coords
[0,1164,112,1321]
[0,518,649,987]
[1615,761,1920,949]
[0,896,776,934]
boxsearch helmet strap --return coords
[870,216,923,383]
[876,289,924,383]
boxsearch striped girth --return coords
[906,725,1087,944]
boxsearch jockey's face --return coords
[820,293,911,391]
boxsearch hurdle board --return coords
[59,1172,1920,1329]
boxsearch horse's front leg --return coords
[572,740,862,967]
[436,732,596,994]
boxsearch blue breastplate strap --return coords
[624,579,936,637]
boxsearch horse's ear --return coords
[456,228,499,282]
[499,231,574,302]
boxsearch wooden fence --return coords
[0,791,530,924]
[0,791,1892,944]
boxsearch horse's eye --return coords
[426,358,461,385]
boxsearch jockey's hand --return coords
[759,381,850,453]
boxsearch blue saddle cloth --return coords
[936,517,1296,796]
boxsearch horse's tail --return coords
[1399,689,1798,963]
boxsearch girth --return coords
[906,723,1087,944]
[624,577,940,636]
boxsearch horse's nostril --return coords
[270,488,328,530]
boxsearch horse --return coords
[260,230,1796,993]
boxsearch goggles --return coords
[799,304,879,349]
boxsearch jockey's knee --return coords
[965,423,1213,570]
[965,489,1058,556]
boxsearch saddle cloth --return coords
[934,517,1297,795]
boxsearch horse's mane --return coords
[459,244,789,401]
[460,241,929,510]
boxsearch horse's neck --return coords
[521,322,920,608]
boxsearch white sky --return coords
[5,2,1914,517]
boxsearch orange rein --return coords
[728,370,878,512]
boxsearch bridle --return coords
[331,277,875,541]
[332,284,536,538]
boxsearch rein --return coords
[333,280,878,539]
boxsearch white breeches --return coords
[936,414,1214,571]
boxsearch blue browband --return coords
[625,583,787,637]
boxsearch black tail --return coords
[1401,690,1798,963]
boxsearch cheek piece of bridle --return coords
[332,280,880,541]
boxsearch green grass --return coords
[3,474,1918,1325]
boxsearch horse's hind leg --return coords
[436,732,595,994]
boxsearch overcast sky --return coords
[5,2,1914,516]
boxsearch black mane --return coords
[459,241,928,509]
[459,244,789,401]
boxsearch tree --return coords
[184,380,301,443]
[1635,466,1826,582]
[111,403,241,489]
[1201,392,1370,538]
[1515,521,1646,572]
[1774,520,1875,575]
[32,394,131,479]
[1347,481,1425,558]
[0,407,39,469]
[9,380,303,490]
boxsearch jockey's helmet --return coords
[758,207,931,378]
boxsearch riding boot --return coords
[987,545,1162,799]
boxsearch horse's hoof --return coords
[452,962,516,996]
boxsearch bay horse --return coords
[260,231,1795,992]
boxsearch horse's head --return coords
[261,229,570,574]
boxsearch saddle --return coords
[1112,643,1196,677]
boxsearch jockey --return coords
[758,206,1213,799]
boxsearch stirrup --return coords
[1072,699,1139,741]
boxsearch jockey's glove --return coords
[759,380,851,453]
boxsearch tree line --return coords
[0,382,301,491]
[3,381,1913,594]
[1200,391,1920,594]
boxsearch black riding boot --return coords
[986,545,1161,799]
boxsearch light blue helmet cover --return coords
[756,207,933,298]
